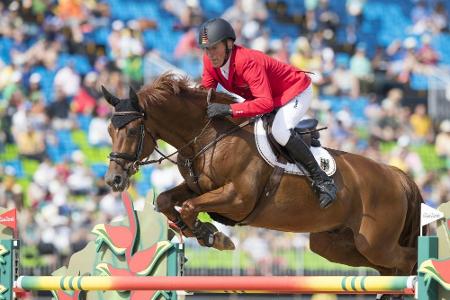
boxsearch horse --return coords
[102,73,422,276]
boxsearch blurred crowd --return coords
[0,0,449,275]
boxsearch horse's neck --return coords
[149,108,208,156]
[155,117,235,158]
[146,93,236,155]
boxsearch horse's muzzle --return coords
[105,172,129,192]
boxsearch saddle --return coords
[262,112,322,165]
[237,114,331,226]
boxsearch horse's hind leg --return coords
[156,182,197,237]
[355,215,417,275]
[310,230,392,274]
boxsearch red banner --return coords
[0,209,16,231]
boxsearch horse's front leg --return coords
[180,183,241,251]
[156,181,197,237]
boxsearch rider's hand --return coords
[207,103,232,118]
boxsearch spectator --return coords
[250,29,271,53]
[435,120,450,161]
[410,0,429,35]
[430,1,448,33]
[322,55,358,97]
[72,72,98,115]
[290,37,313,71]
[46,87,74,130]
[33,158,57,191]
[346,0,365,29]
[349,43,373,95]
[66,150,94,196]
[16,123,46,161]
[416,34,440,68]
[0,169,24,209]
[398,37,419,84]
[99,192,126,222]
[174,28,201,60]
[381,88,403,114]
[409,104,433,143]
[316,0,340,33]
[371,102,402,142]
[164,0,203,30]
[53,62,81,98]
[10,90,29,139]
[27,73,45,103]
[388,136,425,178]
[88,107,111,147]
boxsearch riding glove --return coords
[207,103,232,118]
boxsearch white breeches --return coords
[272,84,313,146]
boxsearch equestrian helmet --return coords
[198,18,236,49]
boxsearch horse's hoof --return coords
[212,232,235,250]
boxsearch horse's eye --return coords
[127,128,139,136]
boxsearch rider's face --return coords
[204,42,226,68]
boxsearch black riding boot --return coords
[284,132,337,208]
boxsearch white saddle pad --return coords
[254,117,336,176]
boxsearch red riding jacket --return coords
[201,45,311,118]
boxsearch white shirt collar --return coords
[220,54,231,79]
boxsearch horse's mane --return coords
[138,72,235,106]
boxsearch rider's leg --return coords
[271,84,337,209]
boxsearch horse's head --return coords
[102,86,156,191]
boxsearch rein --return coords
[182,118,253,184]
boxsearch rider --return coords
[198,18,337,209]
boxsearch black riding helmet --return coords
[198,18,236,49]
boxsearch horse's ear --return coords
[129,86,141,111]
[102,86,119,107]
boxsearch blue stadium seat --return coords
[200,0,233,18]
[410,73,428,91]
[46,144,63,163]
[77,115,93,133]
[432,34,450,65]
[94,27,111,45]
[1,160,24,178]
[91,164,109,178]
[0,37,13,64]
[55,130,79,155]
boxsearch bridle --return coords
[108,110,215,175]
[109,110,183,174]
[108,111,150,174]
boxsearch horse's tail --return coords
[394,167,426,249]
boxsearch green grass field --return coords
[185,247,375,273]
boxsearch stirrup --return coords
[314,179,337,209]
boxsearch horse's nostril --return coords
[113,175,122,185]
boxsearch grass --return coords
[0,144,18,161]
[184,247,375,272]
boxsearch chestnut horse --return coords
[102,73,422,276]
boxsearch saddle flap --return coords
[262,114,292,163]
[255,116,336,177]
